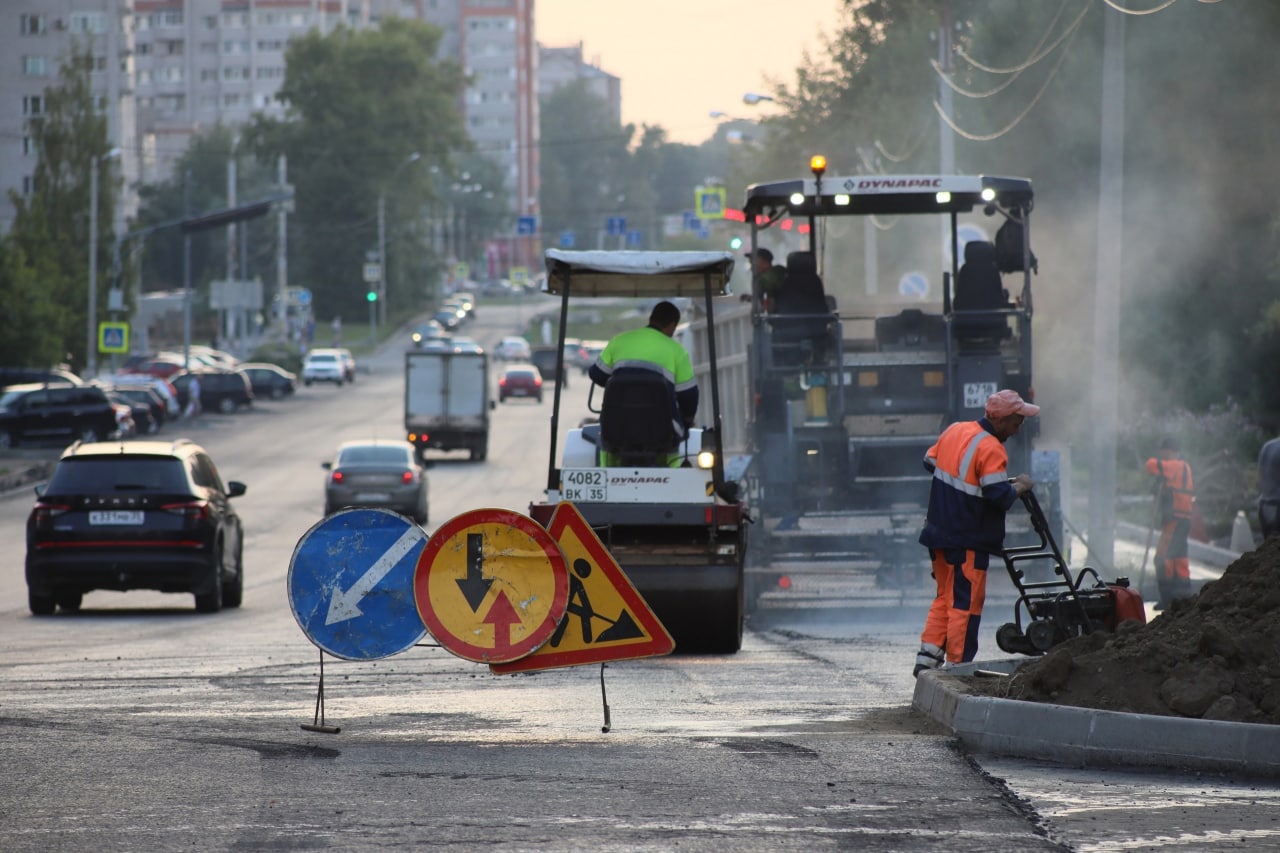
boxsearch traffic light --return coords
[729,236,743,250]
[366,290,378,302]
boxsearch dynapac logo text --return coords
[854,177,942,190]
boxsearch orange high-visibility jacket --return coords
[1146,456,1194,520]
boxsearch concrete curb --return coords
[0,458,53,500]
[912,659,1280,777]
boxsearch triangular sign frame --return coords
[490,502,675,674]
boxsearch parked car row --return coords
[1,350,299,451]
[0,384,121,450]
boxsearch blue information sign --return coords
[559,229,575,248]
[626,229,643,248]
[288,509,428,660]
[606,216,627,236]
[517,215,538,235]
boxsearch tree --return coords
[242,19,471,321]
[729,0,1280,432]
[538,80,635,250]
[132,124,279,297]
[0,43,117,369]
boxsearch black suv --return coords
[0,383,120,449]
[25,439,248,614]
[529,346,570,389]
[0,366,82,389]
[170,369,254,414]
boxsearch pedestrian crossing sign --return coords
[489,502,674,674]
[696,186,726,220]
[98,322,129,354]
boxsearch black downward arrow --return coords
[456,532,494,612]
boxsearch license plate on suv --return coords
[89,510,144,525]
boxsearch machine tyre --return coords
[1026,619,1059,653]
[667,576,744,654]
[996,622,1033,655]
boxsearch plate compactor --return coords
[996,490,1147,656]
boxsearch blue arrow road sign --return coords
[288,508,428,660]
[559,229,575,248]
[899,271,930,299]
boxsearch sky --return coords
[535,0,848,145]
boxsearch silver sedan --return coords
[322,439,429,525]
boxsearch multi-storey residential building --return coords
[1,0,561,274]
[131,0,356,185]
[0,2,139,234]
[538,41,621,123]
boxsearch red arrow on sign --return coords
[482,590,521,653]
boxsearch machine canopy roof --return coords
[742,174,1034,218]
[543,250,735,298]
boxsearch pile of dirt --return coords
[963,536,1280,724]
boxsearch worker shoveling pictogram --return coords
[491,502,674,675]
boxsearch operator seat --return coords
[599,371,680,466]
[951,240,1009,344]
[771,251,836,364]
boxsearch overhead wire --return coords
[942,0,1088,101]
[872,122,930,164]
[1100,0,1179,14]
[934,1,1091,142]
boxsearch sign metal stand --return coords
[301,649,341,735]
[599,662,612,733]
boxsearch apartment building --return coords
[0,2,139,233]
[0,0,575,250]
[538,41,620,124]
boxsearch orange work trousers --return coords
[1155,517,1192,602]
[921,547,989,664]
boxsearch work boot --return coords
[913,643,945,678]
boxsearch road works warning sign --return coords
[414,508,569,664]
[490,502,674,674]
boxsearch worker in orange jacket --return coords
[913,389,1039,676]
[1145,437,1194,609]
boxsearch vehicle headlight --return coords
[697,450,715,469]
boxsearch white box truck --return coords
[404,350,491,462]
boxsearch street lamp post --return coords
[87,147,121,378]
[377,151,421,329]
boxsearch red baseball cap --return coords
[985,389,1039,418]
